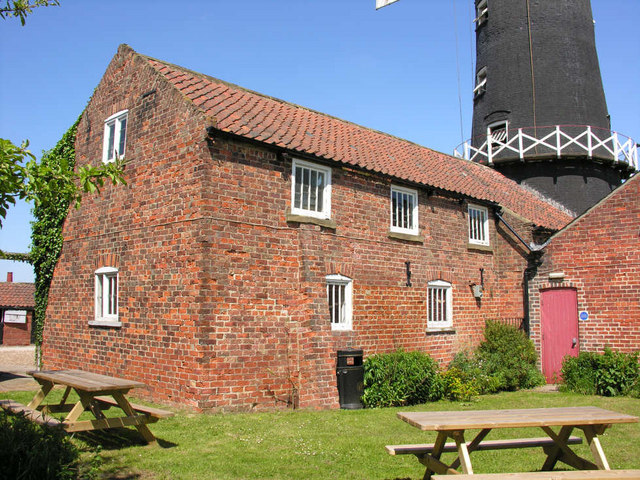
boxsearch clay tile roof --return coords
[0,282,35,309]
[143,54,573,230]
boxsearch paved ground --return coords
[0,345,39,392]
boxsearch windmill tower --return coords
[376,0,637,215]
[460,0,637,214]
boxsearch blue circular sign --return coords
[579,311,589,321]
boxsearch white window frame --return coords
[327,274,352,331]
[427,280,453,329]
[474,67,487,98]
[92,266,120,326]
[3,309,27,324]
[291,159,332,219]
[102,110,128,163]
[468,204,490,246]
[390,185,419,235]
[488,120,508,150]
[474,0,488,26]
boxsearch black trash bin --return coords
[336,349,364,409]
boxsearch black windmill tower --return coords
[463,0,637,215]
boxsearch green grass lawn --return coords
[2,389,639,479]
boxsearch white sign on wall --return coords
[3,310,27,324]
[376,0,400,9]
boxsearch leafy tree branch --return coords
[0,0,59,25]
[0,137,125,228]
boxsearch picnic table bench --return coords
[0,369,173,445]
[452,471,640,479]
[389,407,639,478]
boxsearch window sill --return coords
[425,327,456,335]
[89,319,122,328]
[467,242,493,253]
[286,211,337,229]
[388,231,424,243]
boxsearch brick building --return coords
[0,273,35,346]
[42,45,572,410]
[529,174,640,382]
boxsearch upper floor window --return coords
[291,159,331,219]
[488,121,508,151]
[427,280,452,329]
[474,0,488,26]
[390,185,419,235]
[94,266,119,325]
[102,110,128,163]
[327,274,352,331]
[468,204,490,246]
[474,67,487,98]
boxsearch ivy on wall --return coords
[30,118,79,348]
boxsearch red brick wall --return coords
[529,174,640,356]
[43,46,211,409]
[1,310,32,346]
[43,45,535,411]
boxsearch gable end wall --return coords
[529,175,640,359]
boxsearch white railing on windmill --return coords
[454,124,638,172]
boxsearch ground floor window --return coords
[327,274,352,331]
[427,280,452,329]
[94,266,119,325]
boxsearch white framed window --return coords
[474,67,487,98]
[3,309,27,324]
[468,204,490,246]
[102,110,128,163]
[93,267,119,325]
[427,280,453,329]
[488,121,508,150]
[390,185,419,235]
[291,159,331,219]
[327,274,352,331]
[474,0,488,26]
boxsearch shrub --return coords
[0,410,79,480]
[560,352,598,395]
[441,366,479,401]
[475,320,545,391]
[362,350,444,407]
[628,378,640,398]
[561,348,640,397]
[448,350,500,395]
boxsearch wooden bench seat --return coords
[450,470,640,479]
[0,399,62,428]
[386,436,583,456]
[94,396,174,419]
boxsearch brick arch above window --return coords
[424,268,455,285]
[324,261,354,279]
[95,253,120,271]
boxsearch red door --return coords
[540,288,579,383]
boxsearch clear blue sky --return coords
[1,0,638,283]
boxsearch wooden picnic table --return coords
[391,407,638,478]
[0,369,172,445]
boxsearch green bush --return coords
[0,410,79,480]
[560,352,598,395]
[561,348,640,397]
[362,350,444,407]
[448,350,500,395]
[475,320,545,392]
[441,366,479,401]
